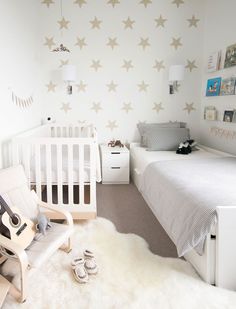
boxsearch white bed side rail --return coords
[216,206,236,290]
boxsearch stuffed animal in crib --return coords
[36,214,52,235]
[176,139,197,155]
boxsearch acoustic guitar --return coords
[0,195,35,250]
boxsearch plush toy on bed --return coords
[176,139,197,155]
[36,214,52,235]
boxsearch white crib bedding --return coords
[30,144,101,184]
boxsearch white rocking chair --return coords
[0,165,73,303]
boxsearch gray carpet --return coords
[97,182,177,258]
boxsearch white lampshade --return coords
[168,65,184,82]
[62,65,77,82]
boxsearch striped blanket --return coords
[140,157,236,256]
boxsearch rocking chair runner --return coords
[0,165,74,303]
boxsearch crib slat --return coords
[12,142,20,165]
[79,144,84,205]
[57,144,63,205]
[35,144,42,199]
[22,144,31,188]
[46,144,52,204]
[87,126,91,137]
[68,144,73,205]
[90,142,96,206]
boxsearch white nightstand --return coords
[100,144,130,184]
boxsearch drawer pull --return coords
[111,152,120,154]
[111,167,121,169]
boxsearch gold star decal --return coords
[57,17,70,30]
[106,120,118,131]
[90,17,102,29]
[183,102,196,114]
[155,15,167,28]
[153,102,164,113]
[122,102,133,113]
[44,37,56,50]
[76,81,87,92]
[153,60,165,71]
[91,60,102,71]
[107,37,119,50]
[46,81,57,92]
[59,59,69,68]
[107,81,118,92]
[41,0,54,8]
[187,15,200,28]
[139,0,152,8]
[138,81,149,92]
[74,0,87,7]
[185,60,197,72]
[75,37,87,49]
[107,0,120,8]
[170,37,182,50]
[61,102,72,113]
[138,37,150,50]
[172,0,184,8]
[122,60,134,72]
[91,102,102,113]
[123,17,135,29]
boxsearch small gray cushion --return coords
[146,127,190,151]
[137,122,186,147]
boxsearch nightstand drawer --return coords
[102,167,129,184]
[102,152,129,168]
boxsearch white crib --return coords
[11,123,100,220]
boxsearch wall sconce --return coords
[62,65,77,95]
[168,65,184,94]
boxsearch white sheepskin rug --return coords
[3,217,236,309]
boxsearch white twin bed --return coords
[130,143,236,290]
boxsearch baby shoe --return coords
[84,250,98,275]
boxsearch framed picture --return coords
[206,77,221,96]
[224,44,236,68]
[220,77,236,95]
[223,110,234,122]
[207,51,221,72]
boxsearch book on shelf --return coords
[207,51,221,73]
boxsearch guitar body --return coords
[1,207,35,249]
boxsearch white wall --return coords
[39,0,205,143]
[0,0,42,167]
[200,0,236,154]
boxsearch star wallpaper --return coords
[39,0,204,143]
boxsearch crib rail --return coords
[12,124,98,219]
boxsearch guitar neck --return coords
[0,196,14,218]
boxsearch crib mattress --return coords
[30,145,99,184]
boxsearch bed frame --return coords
[11,123,98,220]
[130,142,236,290]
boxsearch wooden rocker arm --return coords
[30,191,73,227]
[0,234,29,302]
